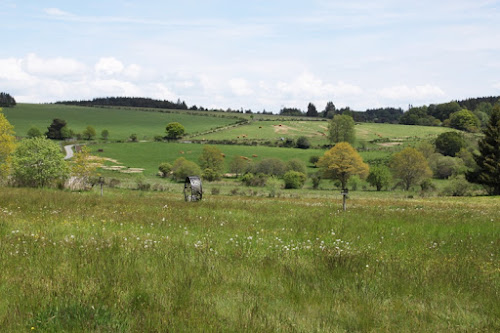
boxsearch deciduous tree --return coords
[327,114,355,144]
[11,137,69,187]
[82,125,96,140]
[0,109,16,180]
[391,147,432,190]
[434,132,466,157]
[199,145,225,177]
[316,142,369,189]
[367,165,392,191]
[165,122,185,140]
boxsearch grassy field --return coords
[190,120,457,147]
[0,187,498,332]
[2,104,242,140]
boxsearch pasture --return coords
[0,187,498,331]
[2,104,241,141]
[190,119,457,147]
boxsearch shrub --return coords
[26,126,43,138]
[241,173,268,187]
[441,175,472,196]
[286,158,307,174]
[348,175,361,191]
[435,132,466,157]
[129,133,138,142]
[158,162,172,178]
[108,178,121,188]
[154,135,164,142]
[211,187,220,195]
[11,137,69,188]
[367,165,392,191]
[266,177,282,197]
[254,158,286,177]
[311,173,321,189]
[172,157,202,181]
[202,168,219,182]
[283,171,307,189]
[309,155,320,166]
[296,136,311,149]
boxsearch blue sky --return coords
[1,0,499,112]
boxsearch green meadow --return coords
[3,104,241,140]
[189,120,455,147]
[0,188,498,332]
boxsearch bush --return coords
[435,132,466,157]
[367,165,391,191]
[253,158,286,177]
[158,162,172,178]
[348,175,361,191]
[286,158,307,174]
[154,135,164,142]
[129,133,138,142]
[266,177,282,197]
[309,155,320,166]
[172,157,202,181]
[311,173,321,189]
[241,173,268,187]
[211,187,220,195]
[441,175,472,196]
[283,171,307,189]
[108,178,121,188]
[202,168,219,182]
[296,136,310,149]
[429,154,461,179]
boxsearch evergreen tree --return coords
[467,105,500,194]
[306,103,318,117]
[46,119,67,140]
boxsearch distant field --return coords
[90,142,326,176]
[3,104,241,140]
[190,120,457,146]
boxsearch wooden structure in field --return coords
[184,176,202,202]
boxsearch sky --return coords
[1,0,500,112]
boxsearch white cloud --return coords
[23,53,87,77]
[95,57,124,76]
[44,8,72,17]
[123,64,142,78]
[229,78,253,96]
[378,84,445,100]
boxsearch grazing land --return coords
[0,188,498,332]
[189,120,456,147]
[3,104,242,140]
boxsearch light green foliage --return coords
[165,122,186,140]
[0,109,16,180]
[391,147,432,190]
[0,188,498,331]
[317,142,369,189]
[70,146,97,182]
[82,125,96,140]
[172,157,201,181]
[415,140,435,159]
[449,109,480,132]
[26,126,43,138]
[198,145,224,175]
[229,155,250,176]
[11,137,69,187]
[286,158,307,174]
[328,114,355,144]
[101,129,109,140]
[367,165,392,191]
[202,168,219,182]
[283,170,307,189]
[253,158,287,177]
[158,162,172,178]
[428,154,461,179]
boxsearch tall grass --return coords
[0,187,498,331]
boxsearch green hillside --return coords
[3,104,242,140]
